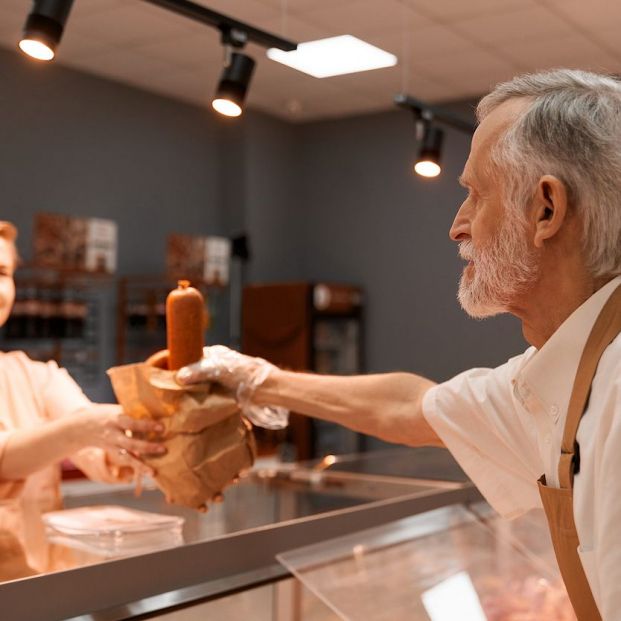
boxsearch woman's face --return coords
[0,238,16,327]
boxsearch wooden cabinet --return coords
[242,282,364,460]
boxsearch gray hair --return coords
[477,69,621,277]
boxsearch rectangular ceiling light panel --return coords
[267,35,397,78]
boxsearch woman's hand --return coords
[0,404,167,482]
[76,404,167,459]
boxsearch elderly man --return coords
[179,69,621,620]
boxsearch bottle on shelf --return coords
[22,286,39,339]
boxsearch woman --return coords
[0,221,165,576]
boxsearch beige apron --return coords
[537,284,621,620]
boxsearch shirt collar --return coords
[514,275,621,423]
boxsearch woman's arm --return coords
[255,370,443,447]
[0,404,165,481]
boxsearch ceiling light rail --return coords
[141,0,297,52]
[394,94,476,135]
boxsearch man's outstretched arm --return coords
[257,370,442,447]
[177,347,442,448]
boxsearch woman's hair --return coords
[477,68,621,277]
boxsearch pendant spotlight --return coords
[212,29,256,118]
[395,94,475,180]
[414,122,444,178]
[19,0,75,62]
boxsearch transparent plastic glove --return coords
[176,345,289,430]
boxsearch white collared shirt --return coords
[423,275,621,618]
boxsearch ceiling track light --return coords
[212,28,256,118]
[414,120,444,178]
[18,0,297,119]
[395,94,475,179]
[19,0,75,62]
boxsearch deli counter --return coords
[0,448,573,621]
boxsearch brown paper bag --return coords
[107,362,256,510]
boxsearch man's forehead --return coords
[474,98,530,150]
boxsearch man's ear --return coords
[532,175,569,248]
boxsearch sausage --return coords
[166,280,205,370]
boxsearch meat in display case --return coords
[242,282,364,459]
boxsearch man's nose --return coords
[449,205,470,242]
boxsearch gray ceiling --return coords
[1,0,620,121]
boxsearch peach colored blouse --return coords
[0,351,118,572]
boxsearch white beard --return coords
[457,212,539,318]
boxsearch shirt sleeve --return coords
[0,428,25,499]
[39,362,91,421]
[423,355,544,519]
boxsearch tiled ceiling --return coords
[1,0,620,121]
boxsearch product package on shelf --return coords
[166,233,231,286]
[33,212,117,274]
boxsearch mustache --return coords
[458,241,475,261]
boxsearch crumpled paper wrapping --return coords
[107,362,256,510]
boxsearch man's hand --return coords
[176,345,289,429]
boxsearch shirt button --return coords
[544,435,551,445]
[550,405,559,416]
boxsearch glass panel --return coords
[4,467,443,578]
[278,505,575,621]
[61,471,440,546]
[149,578,340,621]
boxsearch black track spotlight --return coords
[414,122,444,178]
[19,0,75,62]
[212,49,256,118]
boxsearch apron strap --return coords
[559,284,621,489]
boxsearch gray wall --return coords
[0,49,224,274]
[296,110,526,382]
[0,46,526,415]
[293,109,526,451]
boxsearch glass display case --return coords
[2,449,574,620]
[0,450,477,621]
